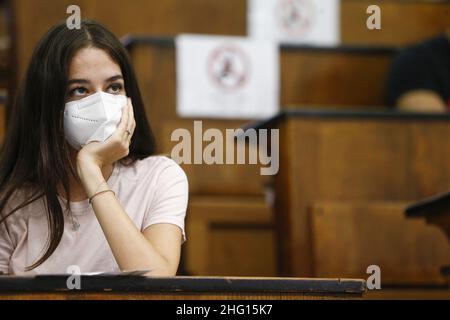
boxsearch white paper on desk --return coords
[248,0,340,46]
[176,34,279,119]
[2,270,151,277]
[79,270,150,276]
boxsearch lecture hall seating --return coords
[5,1,450,282]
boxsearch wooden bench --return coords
[250,109,450,282]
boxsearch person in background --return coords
[386,30,450,113]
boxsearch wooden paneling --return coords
[0,102,5,143]
[342,1,450,46]
[86,0,246,36]
[310,201,450,285]
[185,196,276,276]
[12,0,450,82]
[271,113,450,277]
[410,124,450,197]
[13,0,246,78]
[0,2,9,71]
[0,0,16,121]
[281,50,393,107]
[365,288,450,300]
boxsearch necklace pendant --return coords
[72,220,80,231]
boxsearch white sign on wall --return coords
[248,0,341,46]
[176,34,279,119]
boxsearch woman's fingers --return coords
[117,98,130,135]
[128,100,135,133]
[118,99,132,143]
[125,99,135,143]
[127,99,135,133]
[81,98,134,165]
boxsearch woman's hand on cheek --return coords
[76,98,136,170]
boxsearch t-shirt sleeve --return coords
[0,219,14,274]
[142,158,189,241]
[385,47,440,107]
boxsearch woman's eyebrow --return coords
[106,75,124,82]
[67,75,123,85]
[67,78,90,85]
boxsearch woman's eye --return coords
[107,83,123,94]
[68,87,87,97]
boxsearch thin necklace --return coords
[64,162,115,231]
[70,213,80,231]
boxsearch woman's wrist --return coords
[76,150,102,169]
[76,158,106,197]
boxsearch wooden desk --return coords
[0,276,365,300]
[251,109,450,281]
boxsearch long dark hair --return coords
[0,20,155,271]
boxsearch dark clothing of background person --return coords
[386,34,450,112]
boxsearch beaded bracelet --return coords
[88,189,115,205]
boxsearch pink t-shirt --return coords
[0,156,188,275]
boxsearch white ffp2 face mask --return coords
[64,91,128,150]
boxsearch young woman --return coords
[0,20,188,276]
